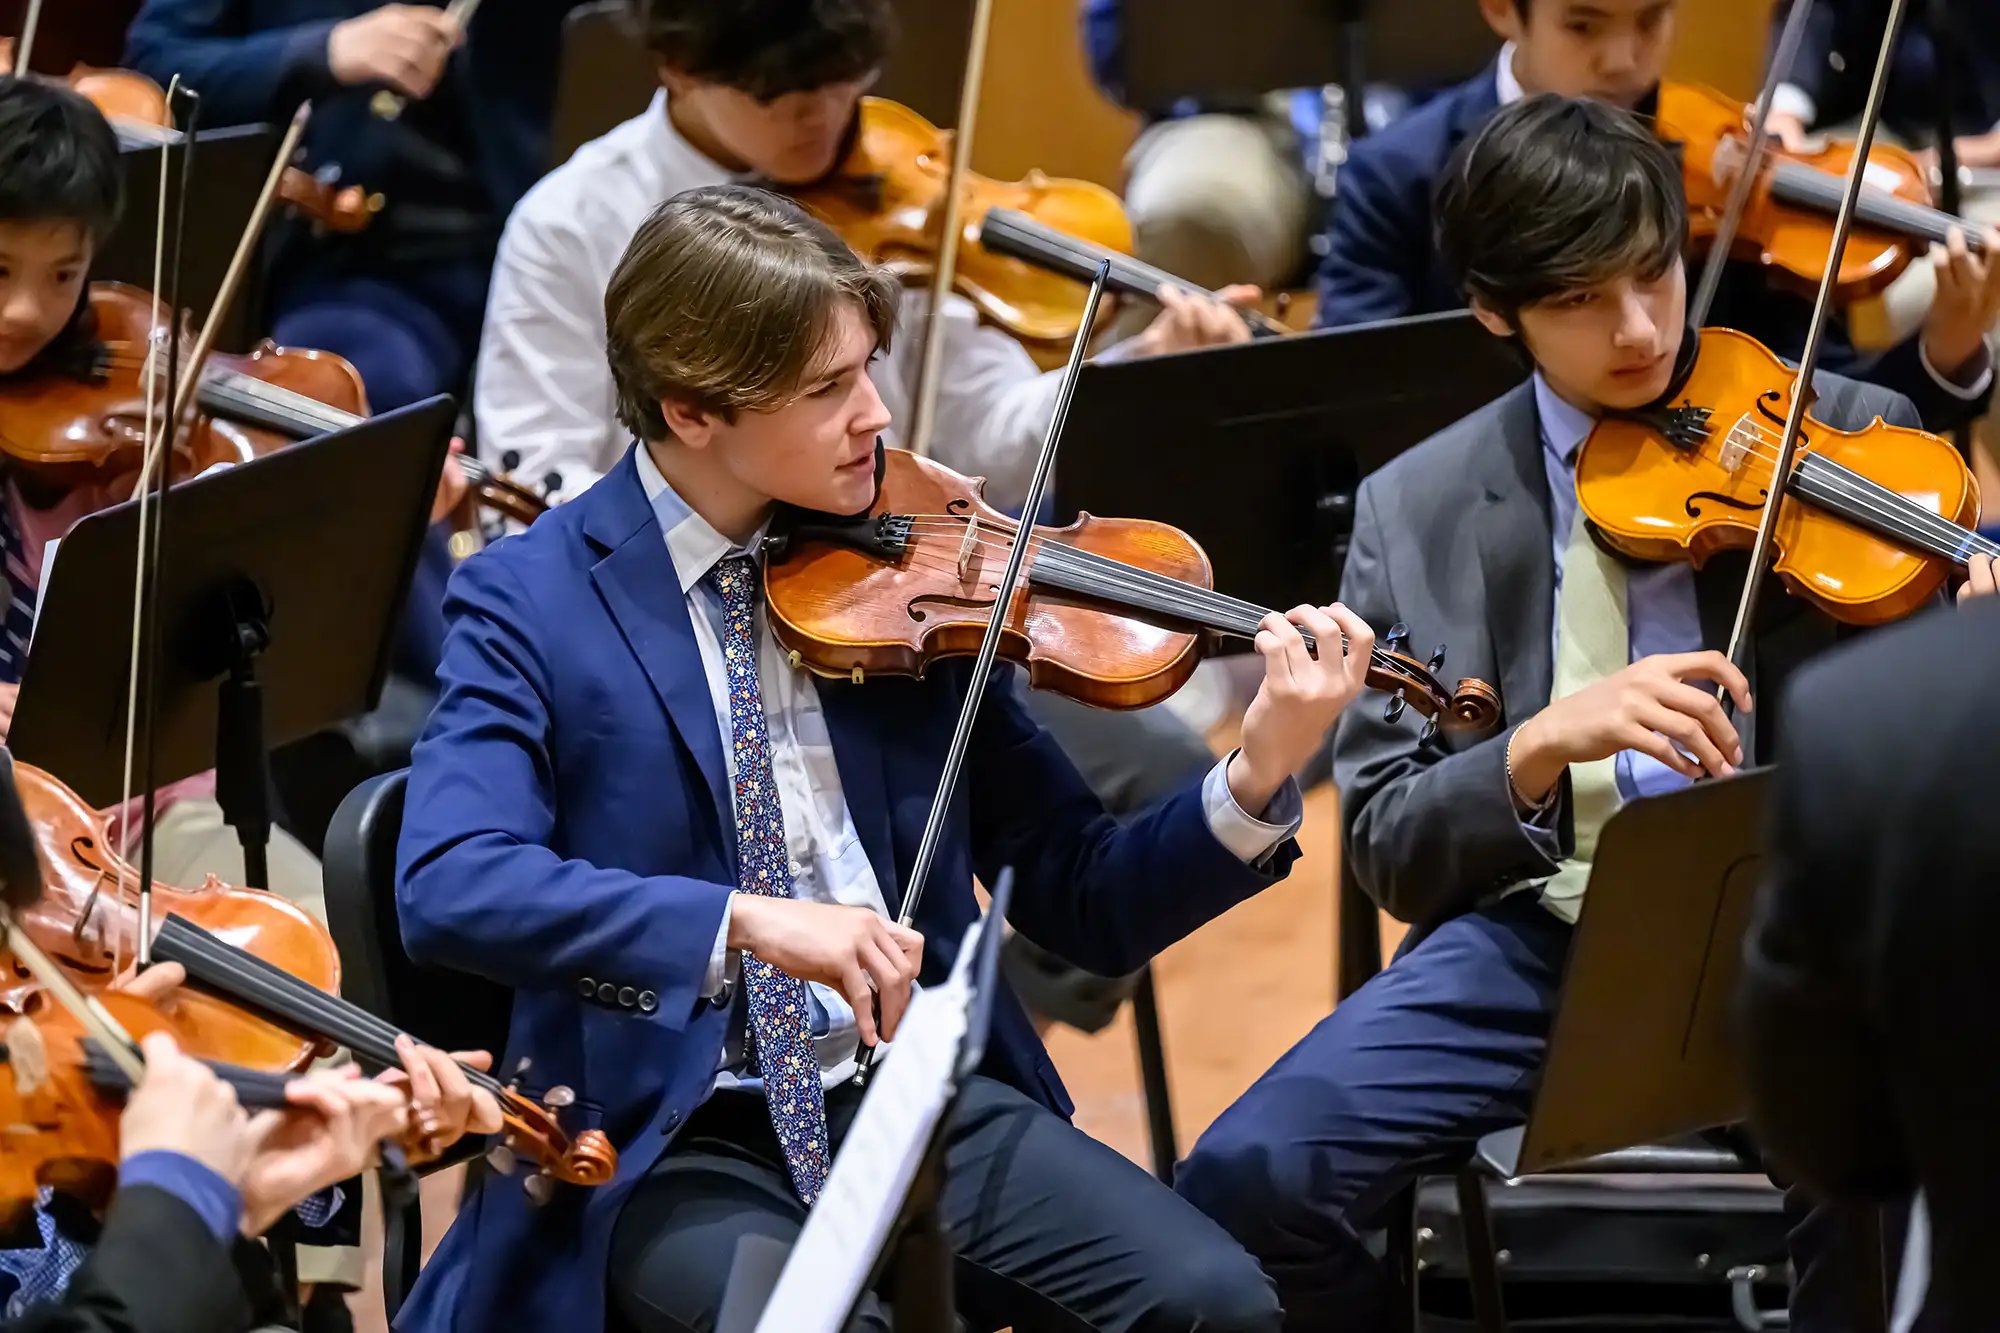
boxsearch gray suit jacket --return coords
[1332,370,1919,928]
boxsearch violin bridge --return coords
[1717,414,1756,473]
[956,516,979,581]
[4,1016,50,1096]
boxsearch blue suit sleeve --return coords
[967,666,1297,977]
[396,555,733,1028]
[1770,0,1842,112]
[117,1153,241,1243]
[124,0,341,128]
[1080,0,1125,104]
[1312,143,1427,329]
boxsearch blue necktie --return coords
[705,556,831,1204]
[0,500,36,684]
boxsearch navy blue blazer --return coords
[391,447,1297,1332]
[123,0,580,241]
[1774,0,2000,139]
[1310,66,1992,433]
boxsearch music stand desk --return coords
[1056,310,1525,618]
[12,399,455,877]
[1480,769,1772,1181]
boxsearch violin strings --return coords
[1687,416,1998,561]
[152,915,514,1100]
[889,516,1428,680]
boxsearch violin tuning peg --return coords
[1420,715,1441,746]
[1383,689,1407,725]
[485,1144,519,1177]
[1384,622,1410,653]
[1427,644,1447,673]
[523,1172,556,1207]
[544,1084,576,1110]
[507,1056,532,1092]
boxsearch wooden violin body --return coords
[1,761,339,1073]
[0,284,368,490]
[1578,328,1980,625]
[765,448,1501,736]
[1661,81,1953,304]
[0,991,190,1229]
[794,98,1135,345]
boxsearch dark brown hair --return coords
[1434,94,1686,324]
[605,184,898,442]
[631,0,894,101]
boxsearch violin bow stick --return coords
[14,0,41,72]
[121,81,204,968]
[371,0,485,121]
[1719,0,1913,687]
[905,0,997,459]
[850,260,1115,1088]
[1686,0,1819,328]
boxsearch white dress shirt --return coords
[478,90,1070,512]
[632,446,1302,1089]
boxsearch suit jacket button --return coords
[617,986,637,1008]
[638,990,658,1013]
[596,982,618,1004]
[662,1108,682,1135]
[577,976,596,999]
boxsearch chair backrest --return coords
[322,770,514,1060]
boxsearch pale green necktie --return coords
[1537,504,1630,923]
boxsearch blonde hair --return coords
[604,184,898,442]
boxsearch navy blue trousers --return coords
[1177,894,1914,1331]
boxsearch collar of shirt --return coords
[1532,371,1597,471]
[1494,42,1525,107]
[633,443,767,589]
[641,88,762,187]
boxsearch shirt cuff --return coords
[1201,751,1302,865]
[1510,760,1564,853]
[292,1186,344,1231]
[702,892,735,1000]
[1769,82,1817,128]
[1920,334,1996,399]
[119,1151,241,1244]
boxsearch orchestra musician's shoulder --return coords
[1351,377,1540,514]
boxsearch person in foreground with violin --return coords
[394,182,1372,1332]
[1310,0,2000,437]
[1179,94,1936,1331]
[4,1031,410,1333]
[1,1009,505,1330]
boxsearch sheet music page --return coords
[753,921,983,1333]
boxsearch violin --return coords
[0,990,307,1228]
[1577,326,1993,626]
[791,98,1137,346]
[0,283,369,490]
[1660,81,1979,305]
[143,913,618,1195]
[0,760,340,1073]
[763,447,1501,739]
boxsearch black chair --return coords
[322,769,513,1318]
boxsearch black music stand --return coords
[9,397,455,889]
[1478,770,1773,1180]
[101,124,278,352]
[1119,0,1498,114]
[1056,310,1524,615]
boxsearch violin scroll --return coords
[1363,638,1502,744]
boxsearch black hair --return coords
[632,0,895,102]
[1434,93,1685,324]
[0,76,123,241]
[0,77,123,382]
